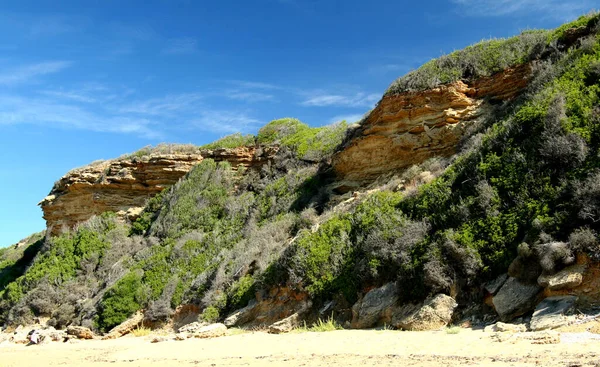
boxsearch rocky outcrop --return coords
[351,283,398,329]
[102,311,144,339]
[224,287,310,328]
[268,313,302,334]
[538,264,586,290]
[392,294,457,331]
[492,277,542,321]
[529,296,577,331]
[331,64,532,190]
[66,325,95,340]
[40,147,277,235]
[182,323,227,339]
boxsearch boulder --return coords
[484,274,508,295]
[393,294,457,331]
[492,277,542,321]
[538,265,585,291]
[66,326,95,340]
[190,323,227,339]
[177,321,209,334]
[351,283,398,329]
[41,328,68,342]
[268,313,301,334]
[529,296,577,331]
[102,311,144,340]
[224,300,258,327]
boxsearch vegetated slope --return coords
[1,14,600,332]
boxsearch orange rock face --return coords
[40,146,277,236]
[331,64,533,190]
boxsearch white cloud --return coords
[226,80,282,90]
[0,95,159,138]
[451,0,595,20]
[301,92,379,108]
[0,61,71,85]
[224,91,275,102]
[191,111,262,134]
[328,114,364,124]
[39,90,97,103]
[118,93,204,116]
[162,37,198,54]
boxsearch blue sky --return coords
[0,0,596,246]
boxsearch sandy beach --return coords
[2,327,600,367]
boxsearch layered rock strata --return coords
[331,64,533,191]
[40,146,277,236]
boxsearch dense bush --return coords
[200,133,255,150]
[257,118,348,161]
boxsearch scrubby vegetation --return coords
[387,13,599,94]
[1,14,599,332]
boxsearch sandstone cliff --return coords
[40,146,277,235]
[331,63,533,191]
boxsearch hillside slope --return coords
[1,13,599,333]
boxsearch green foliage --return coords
[200,133,255,150]
[387,30,549,94]
[0,233,44,292]
[227,275,255,309]
[386,13,599,95]
[200,306,220,323]
[150,160,236,239]
[96,271,145,332]
[290,215,355,298]
[548,13,598,43]
[121,143,200,160]
[297,315,343,332]
[257,118,348,160]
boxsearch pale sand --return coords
[1,328,600,367]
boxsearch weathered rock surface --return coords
[268,313,302,334]
[529,296,577,331]
[102,311,144,340]
[224,300,258,327]
[538,265,586,290]
[492,277,542,321]
[351,283,398,329]
[66,325,95,340]
[331,64,532,190]
[484,274,508,295]
[40,147,277,235]
[177,321,209,334]
[223,287,310,328]
[393,294,457,331]
[189,323,227,339]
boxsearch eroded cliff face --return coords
[331,63,533,191]
[40,146,277,235]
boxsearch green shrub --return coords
[200,133,255,150]
[200,306,220,323]
[96,270,146,332]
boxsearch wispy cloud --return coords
[226,80,283,90]
[39,90,97,103]
[301,91,379,108]
[451,0,595,20]
[118,93,204,116]
[162,37,198,54]
[28,15,85,37]
[328,114,364,124]
[223,90,276,102]
[191,111,262,134]
[0,95,159,138]
[0,61,72,86]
